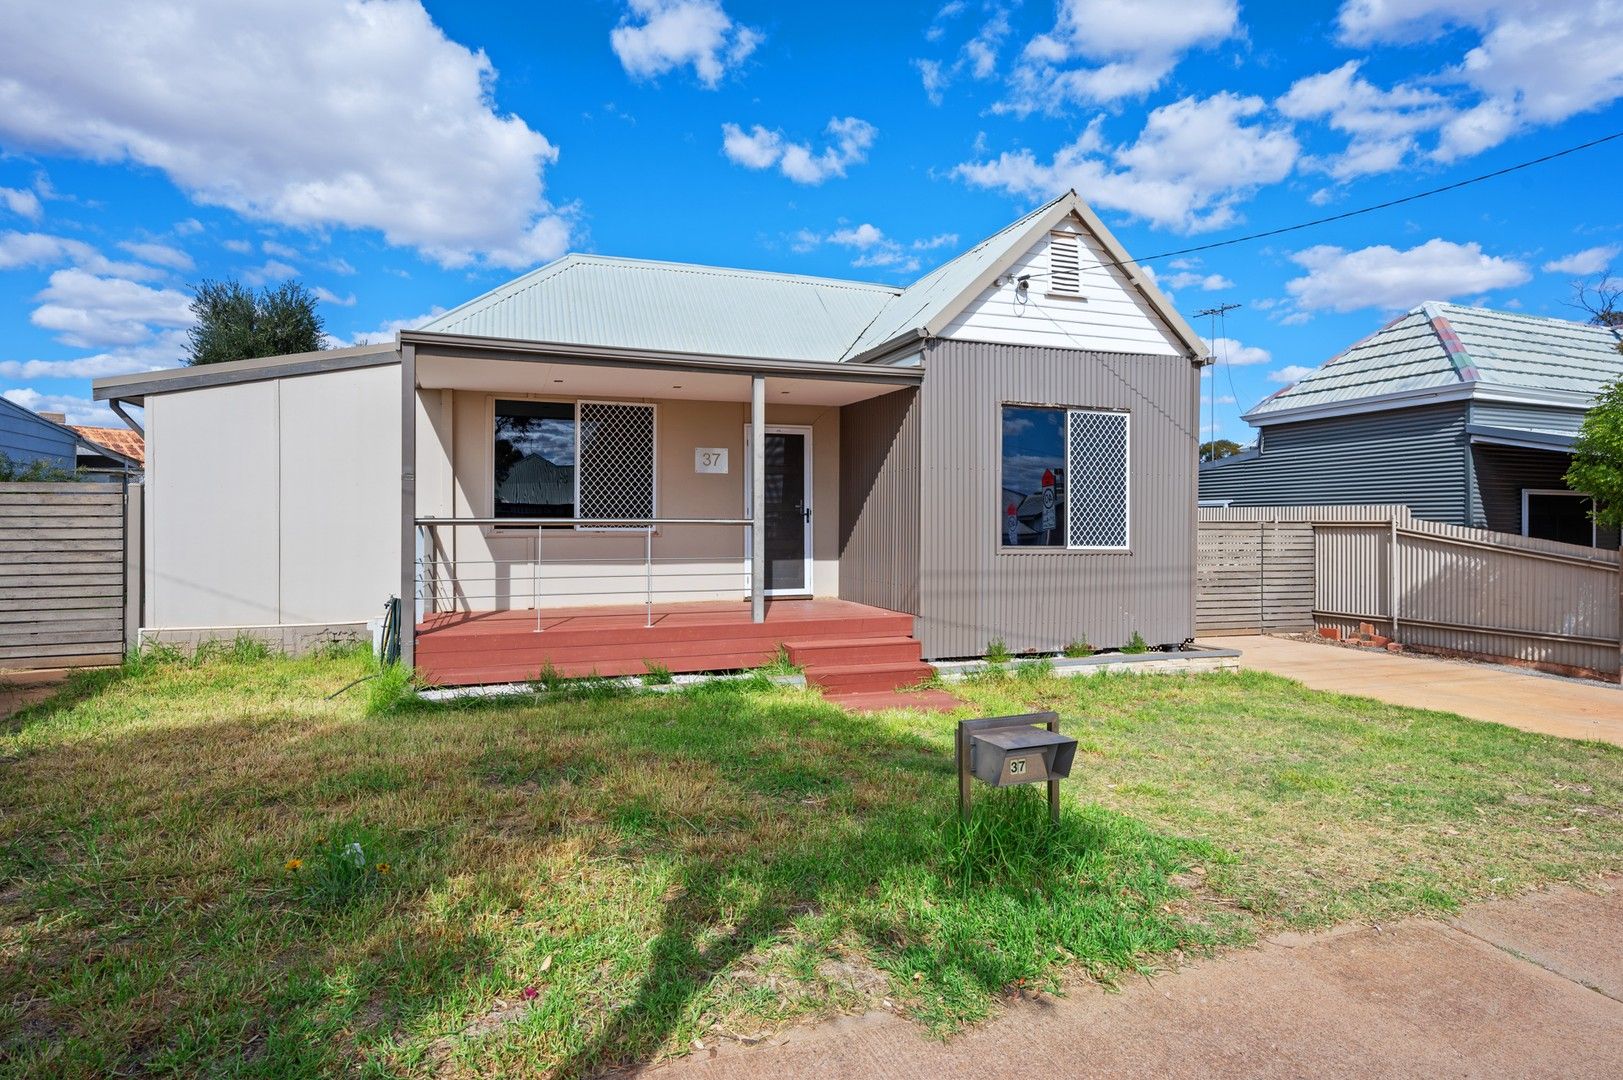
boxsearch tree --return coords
[1200,438,1243,462]
[1566,375,1623,532]
[185,279,326,365]
[1568,273,1623,327]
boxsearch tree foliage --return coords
[1200,439,1244,462]
[0,452,80,482]
[185,279,326,366]
[1566,375,1623,532]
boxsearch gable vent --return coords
[1049,231,1082,296]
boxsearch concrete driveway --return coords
[1200,634,1623,747]
[632,880,1623,1079]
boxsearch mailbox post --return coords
[956,712,1078,825]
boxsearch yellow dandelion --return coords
[376,863,391,875]
[284,858,303,871]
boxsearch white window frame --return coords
[1521,487,1597,547]
[488,396,658,533]
[997,402,1131,554]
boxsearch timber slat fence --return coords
[0,482,139,670]
[1198,505,1622,680]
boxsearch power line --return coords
[1024,128,1623,280]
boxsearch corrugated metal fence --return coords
[0,482,140,670]
[1199,505,1622,679]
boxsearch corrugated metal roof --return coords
[1247,302,1623,421]
[421,254,901,363]
[839,197,1062,359]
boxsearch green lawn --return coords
[2,649,1620,1078]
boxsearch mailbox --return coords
[956,712,1077,823]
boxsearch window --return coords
[1523,489,1597,547]
[1000,404,1128,550]
[495,400,575,519]
[1048,230,1081,296]
[493,399,656,523]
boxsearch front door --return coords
[744,426,813,595]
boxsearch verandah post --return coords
[751,373,766,624]
[399,342,417,670]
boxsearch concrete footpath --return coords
[1201,634,1623,748]
[632,881,1623,1079]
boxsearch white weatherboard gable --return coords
[938,215,1184,357]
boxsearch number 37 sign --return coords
[695,448,728,474]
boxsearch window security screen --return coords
[999,405,1128,550]
[577,401,656,524]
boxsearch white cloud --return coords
[1331,2,1623,163]
[1,186,43,220]
[29,268,194,348]
[1200,336,1271,366]
[0,231,165,280]
[221,239,253,255]
[955,93,1298,233]
[0,330,188,380]
[610,0,761,88]
[721,117,877,184]
[999,0,1238,114]
[1,388,115,426]
[330,307,446,348]
[262,240,300,259]
[117,240,194,271]
[0,0,571,269]
[1168,271,1235,291]
[242,260,299,286]
[1277,61,1453,179]
[915,59,949,106]
[313,286,358,307]
[913,233,958,250]
[829,223,887,249]
[915,11,1012,104]
[1285,238,1530,313]
[1269,364,1316,383]
[1542,245,1620,276]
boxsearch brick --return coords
[1318,627,1342,641]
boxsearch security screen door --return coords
[744,426,813,595]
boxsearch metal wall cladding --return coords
[1199,403,1474,524]
[838,388,921,615]
[915,339,1200,658]
[1471,443,1620,547]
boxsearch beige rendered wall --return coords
[422,391,839,610]
[145,364,400,630]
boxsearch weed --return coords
[1062,639,1094,658]
[758,645,801,676]
[642,661,675,685]
[1122,631,1151,655]
[984,639,1012,664]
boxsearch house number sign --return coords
[695,448,728,474]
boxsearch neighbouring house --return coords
[68,424,144,479]
[0,399,80,474]
[1201,303,1623,549]
[92,191,1209,690]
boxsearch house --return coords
[92,191,1209,690]
[0,398,80,475]
[1201,303,1623,548]
[68,424,144,479]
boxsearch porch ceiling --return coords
[415,353,912,406]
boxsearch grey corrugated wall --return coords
[838,388,921,614]
[915,339,1200,658]
[1472,443,1620,547]
[1469,400,1587,438]
[1199,403,1473,524]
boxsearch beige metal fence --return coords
[0,481,140,670]
[1199,505,1622,679]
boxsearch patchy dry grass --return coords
[1,650,1620,1078]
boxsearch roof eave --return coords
[1242,381,1598,427]
[93,342,400,403]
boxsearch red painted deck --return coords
[415,599,957,710]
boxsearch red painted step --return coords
[804,661,936,693]
[784,636,922,668]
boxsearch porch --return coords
[414,597,954,708]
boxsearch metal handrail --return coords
[415,515,756,629]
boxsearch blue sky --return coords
[2,0,1621,444]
